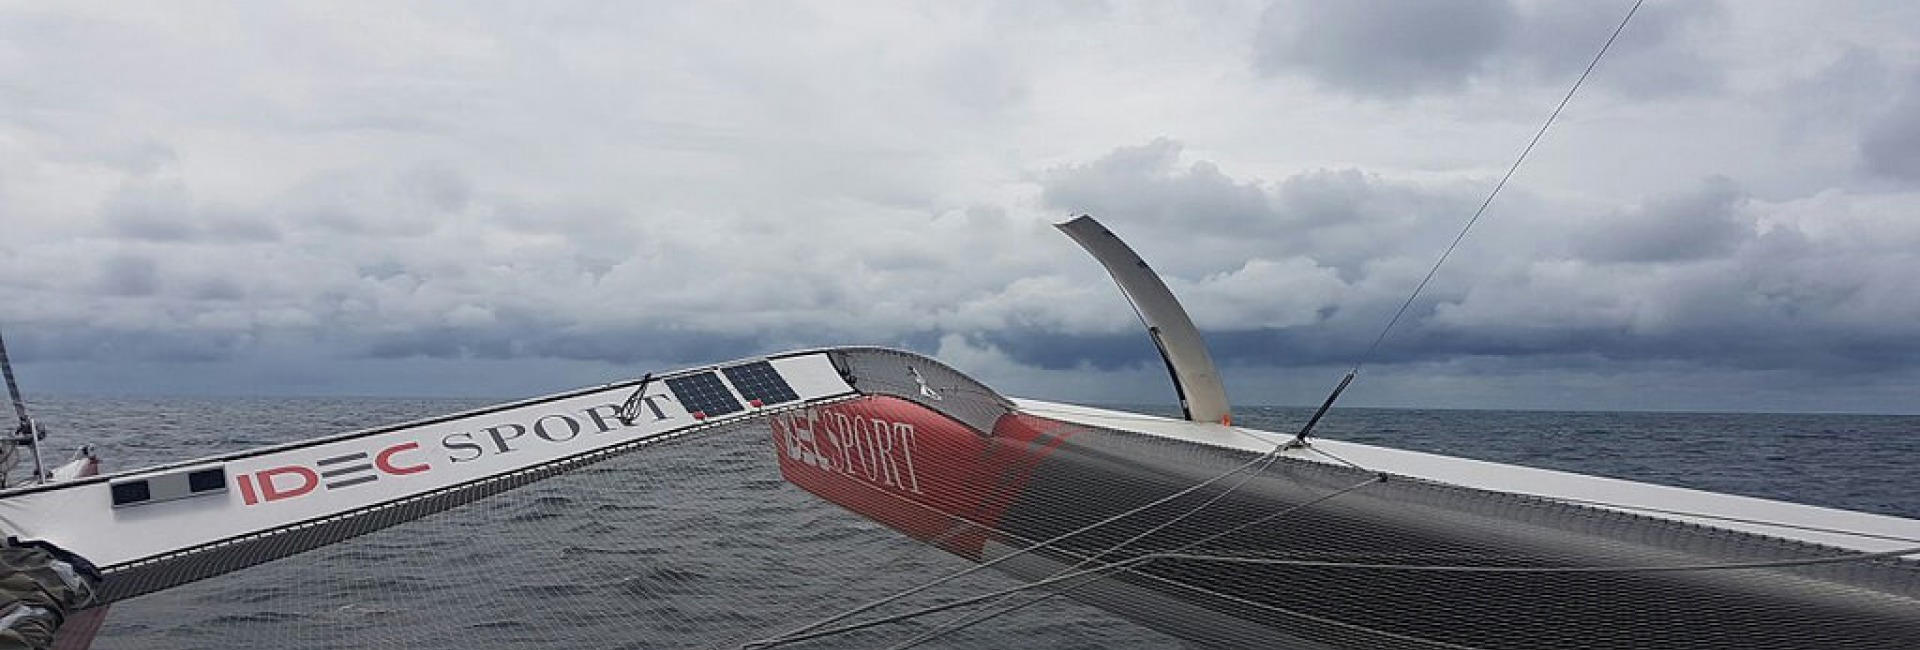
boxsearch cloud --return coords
[1515,1,1724,98]
[102,179,282,243]
[1571,176,1748,263]
[1254,0,1517,98]
[4,3,1920,413]
[1029,140,1920,385]
[1040,138,1276,233]
[1860,73,1920,183]
[96,254,161,298]
[1252,0,1723,99]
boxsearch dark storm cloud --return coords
[1514,1,1723,98]
[1254,0,1516,98]
[1572,176,1747,263]
[5,323,252,364]
[1860,75,1920,183]
[982,311,1920,379]
[6,2,1917,412]
[188,277,247,302]
[97,254,161,297]
[1253,0,1723,99]
[1026,139,1920,384]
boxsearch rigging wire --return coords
[767,475,1390,649]
[883,475,1391,650]
[763,495,1919,648]
[1299,0,1647,445]
[0,325,29,431]
[750,7,1653,645]
[738,449,1282,649]
[1356,0,1644,369]
[0,324,44,485]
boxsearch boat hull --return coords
[773,392,1920,649]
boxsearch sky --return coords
[3,1,1920,414]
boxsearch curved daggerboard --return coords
[1056,215,1231,425]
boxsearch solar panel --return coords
[664,372,742,420]
[721,361,800,407]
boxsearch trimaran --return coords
[0,213,1916,649]
[3,4,1918,647]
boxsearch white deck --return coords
[1013,398,1920,557]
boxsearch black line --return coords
[315,453,368,467]
[324,475,379,489]
[320,464,373,478]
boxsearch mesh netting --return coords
[87,418,1178,649]
[973,424,1920,649]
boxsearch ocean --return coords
[19,395,1920,648]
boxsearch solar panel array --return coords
[664,372,742,420]
[721,361,800,407]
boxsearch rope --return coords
[882,474,1390,649]
[737,448,1281,648]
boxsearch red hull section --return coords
[770,396,1076,559]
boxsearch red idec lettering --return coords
[255,466,319,502]
[376,441,430,475]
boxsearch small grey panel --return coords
[109,465,226,509]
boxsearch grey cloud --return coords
[103,181,282,244]
[1041,138,1276,233]
[397,166,474,214]
[1043,140,1482,281]
[5,323,254,364]
[1254,0,1516,98]
[98,254,161,297]
[1860,75,1920,183]
[1253,0,1723,99]
[1572,176,1748,263]
[5,2,1917,414]
[365,324,814,367]
[980,304,1920,380]
[302,115,453,135]
[1031,140,1920,383]
[1779,47,1892,144]
[89,140,179,176]
[280,168,463,238]
[1517,1,1723,98]
[189,277,247,302]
